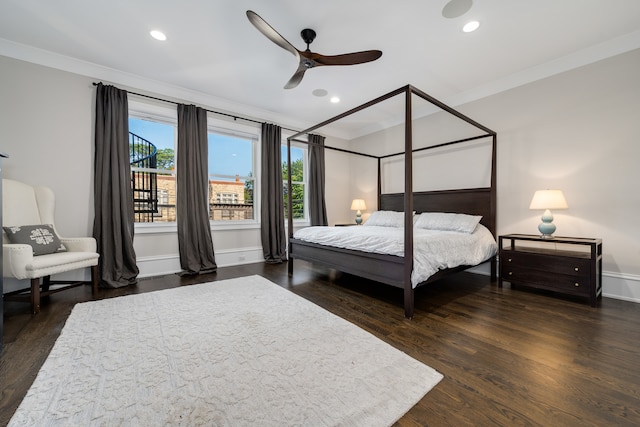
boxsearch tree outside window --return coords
[282,145,306,220]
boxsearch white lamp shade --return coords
[350,199,366,211]
[529,190,568,210]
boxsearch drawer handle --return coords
[574,283,580,287]
[574,267,579,272]
[508,272,513,276]
[508,258,512,262]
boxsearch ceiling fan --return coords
[246,10,382,89]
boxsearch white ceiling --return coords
[1,0,640,139]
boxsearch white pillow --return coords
[414,212,482,233]
[363,210,407,227]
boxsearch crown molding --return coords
[3,29,640,141]
[0,38,319,136]
[348,29,640,140]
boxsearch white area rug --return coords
[10,275,443,426]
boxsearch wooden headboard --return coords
[379,187,496,237]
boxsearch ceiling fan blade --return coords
[284,64,307,89]
[311,50,382,66]
[246,10,300,59]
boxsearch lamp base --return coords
[538,209,556,238]
[355,210,362,225]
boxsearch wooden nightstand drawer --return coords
[501,267,590,297]
[501,250,591,277]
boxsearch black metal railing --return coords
[130,132,158,222]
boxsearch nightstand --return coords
[499,234,602,306]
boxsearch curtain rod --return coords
[92,82,300,134]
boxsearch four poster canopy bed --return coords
[286,85,497,319]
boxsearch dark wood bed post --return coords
[490,133,498,280]
[287,137,294,275]
[403,86,415,319]
[377,158,382,210]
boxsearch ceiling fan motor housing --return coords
[301,28,317,47]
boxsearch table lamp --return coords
[350,199,366,225]
[529,189,568,238]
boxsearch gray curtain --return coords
[260,123,287,263]
[176,104,217,275]
[93,83,139,288]
[308,133,328,226]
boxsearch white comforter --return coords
[293,225,498,287]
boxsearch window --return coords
[129,102,260,228]
[158,189,169,206]
[129,116,177,223]
[282,144,307,220]
[208,130,256,222]
[216,192,238,204]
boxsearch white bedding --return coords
[293,224,497,287]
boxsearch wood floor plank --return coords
[1,261,639,426]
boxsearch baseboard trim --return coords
[136,247,264,279]
[469,263,640,304]
[601,271,640,303]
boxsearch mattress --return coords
[292,224,497,287]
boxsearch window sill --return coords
[134,220,309,234]
[134,222,178,235]
[212,221,261,231]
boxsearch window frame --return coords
[129,100,178,234]
[283,137,309,224]
[129,100,304,233]
[207,118,260,231]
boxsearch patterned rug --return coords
[9,275,442,426]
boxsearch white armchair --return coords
[2,179,99,313]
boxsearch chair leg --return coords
[31,278,41,314]
[91,265,99,294]
[42,275,51,293]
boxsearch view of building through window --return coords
[129,115,308,224]
[208,132,255,221]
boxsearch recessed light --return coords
[462,21,480,33]
[150,30,167,41]
[312,89,328,97]
[330,97,340,103]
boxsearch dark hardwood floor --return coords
[1,261,639,426]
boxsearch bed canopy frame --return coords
[286,84,497,318]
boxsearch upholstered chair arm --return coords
[60,237,97,253]
[2,243,33,280]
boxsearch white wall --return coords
[348,49,640,302]
[0,56,95,238]
[468,48,640,303]
[0,57,95,290]
[482,49,640,302]
[323,139,353,224]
